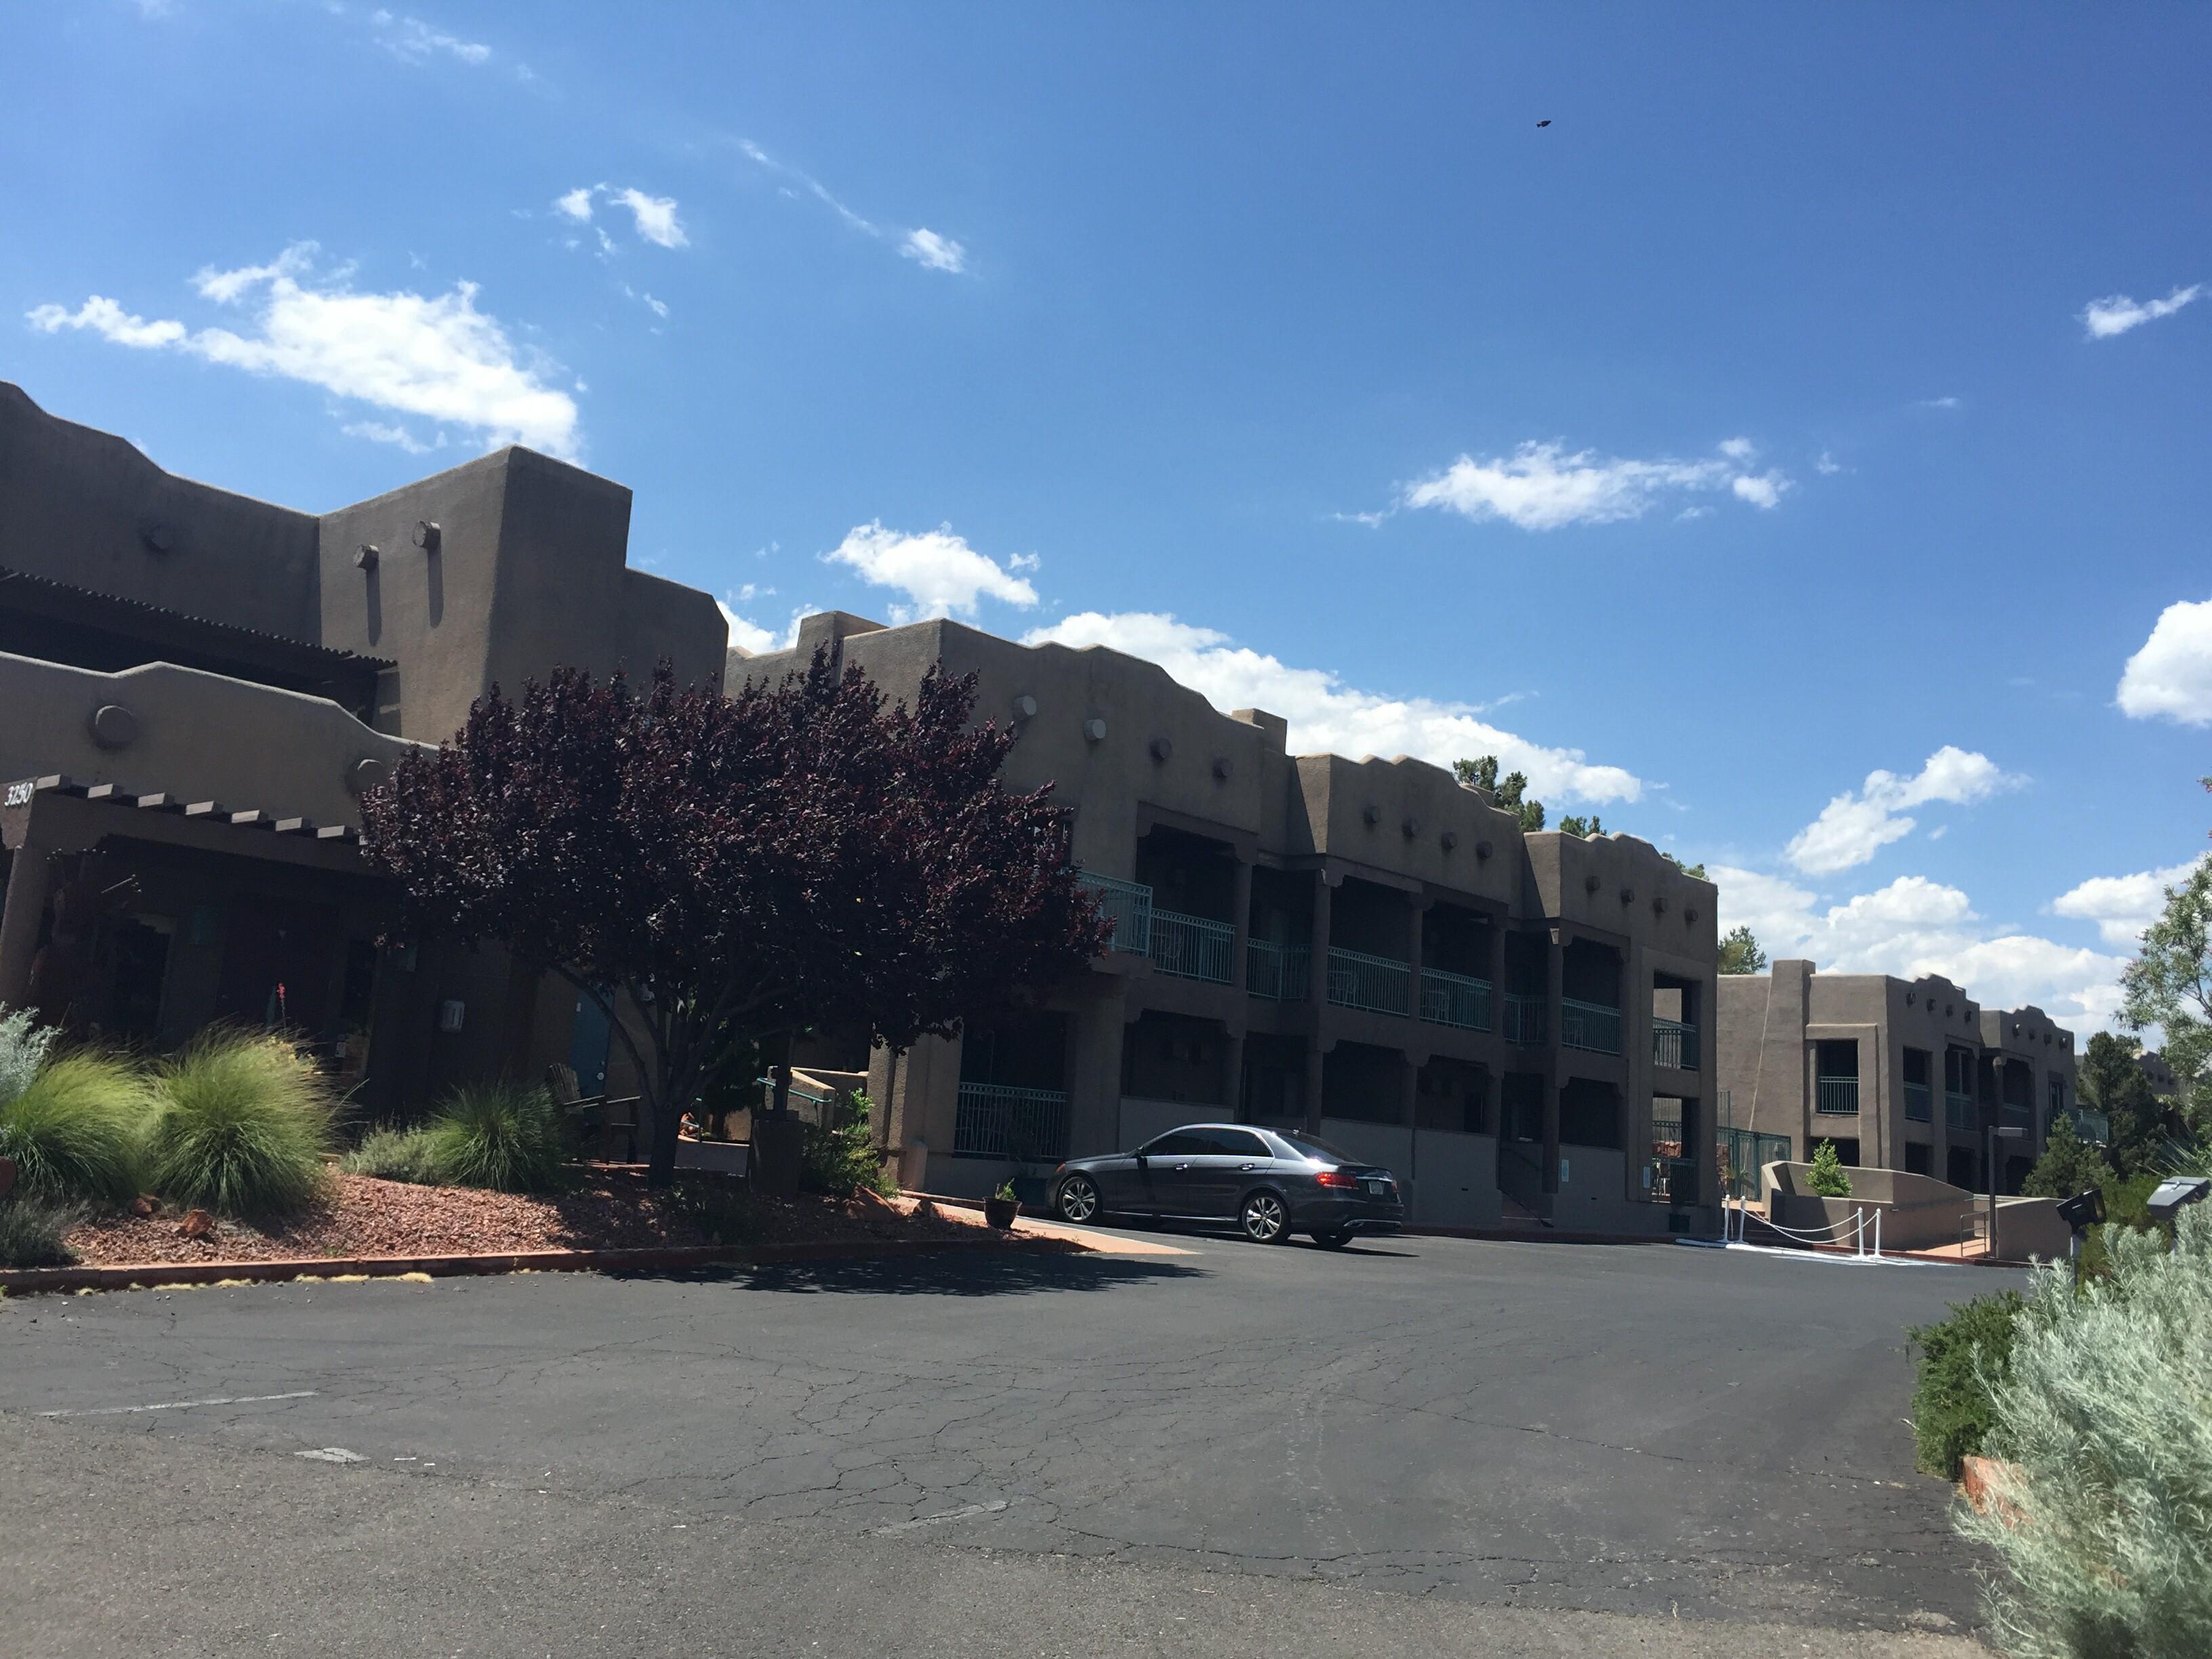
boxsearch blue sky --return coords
[6,2,2210,1033]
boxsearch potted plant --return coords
[984,1176,1019,1229]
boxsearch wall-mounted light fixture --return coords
[413,520,442,553]
[354,543,380,571]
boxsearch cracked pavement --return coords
[0,1231,2013,1655]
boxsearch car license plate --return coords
[1366,1179,1388,1196]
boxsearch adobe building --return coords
[0,381,724,1115]
[1716,962,2083,1195]
[739,611,1723,1236]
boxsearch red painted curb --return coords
[0,1231,1082,1296]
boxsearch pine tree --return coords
[1807,1138,1853,1197]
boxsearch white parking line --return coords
[37,1390,319,1418]
[871,1499,1009,1535]
[293,1447,365,1464]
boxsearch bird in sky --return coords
[1536,119,1552,127]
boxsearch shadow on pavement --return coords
[712,1250,1212,1298]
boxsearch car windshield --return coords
[1271,1131,1357,1164]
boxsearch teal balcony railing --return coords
[1560,998,1621,1055]
[1327,947,1412,1016]
[1149,908,1233,984]
[1946,1091,1975,1131]
[1419,968,1493,1032]
[1904,1082,1933,1123]
[2070,1107,2111,1145]
[1652,1017,1699,1069]
[1504,992,1547,1045]
[1645,1157,1700,1206]
[953,1082,1071,1160]
[1078,871,1152,956]
[1246,939,1309,1002]
[1816,1076,1860,1115]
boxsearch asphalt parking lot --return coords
[0,1228,2014,1657]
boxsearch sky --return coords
[5,2,2210,1038]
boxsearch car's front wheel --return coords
[1239,1190,1290,1244]
[1055,1174,1102,1225]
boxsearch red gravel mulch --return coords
[62,1169,989,1267]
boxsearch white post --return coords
[1872,1208,1882,1260]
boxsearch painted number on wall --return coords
[3,782,33,808]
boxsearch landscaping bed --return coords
[58,1168,989,1268]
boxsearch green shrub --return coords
[0,1004,59,1109]
[663,1175,766,1245]
[0,1197,79,1268]
[422,1082,568,1192]
[1907,1289,2025,1478]
[340,1124,443,1185]
[146,1032,335,1217]
[798,1091,895,1197]
[1807,1138,1853,1197]
[0,1051,155,1204]
[1959,1206,2212,1658]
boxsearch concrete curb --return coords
[0,1231,1083,1296]
[912,1191,1672,1250]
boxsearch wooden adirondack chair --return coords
[547,1061,642,1164]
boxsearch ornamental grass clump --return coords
[1957,1204,2212,1658]
[0,1050,156,1205]
[423,1082,569,1192]
[146,1031,335,1217]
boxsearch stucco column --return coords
[0,842,54,1010]
[1069,984,1129,1158]
[1222,1029,1246,1120]
[1406,896,1427,1025]
[1304,869,1333,1134]
[1229,855,1254,996]
[1487,918,1507,1029]
[1398,1051,1418,1129]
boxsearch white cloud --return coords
[1815,451,1842,475]
[371,10,491,65]
[1714,865,2130,1033]
[1401,438,1787,531]
[28,243,580,458]
[823,522,1038,621]
[900,229,968,274]
[553,186,594,223]
[718,600,804,657]
[2116,597,2212,726]
[2052,857,2210,948]
[2081,283,2204,340]
[610,188,687,249]
[1919,396,1963,410]
[1023,611,1644,806]
[1783,746,2024,875]
[340,419,444,455]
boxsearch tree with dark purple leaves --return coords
[359,656,1108,1186]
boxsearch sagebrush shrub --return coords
[1959,1206,2212,1658]
[0,1196,79,1268]
[340,1124,443,1185]
[0,1004,59,1109]
[0,1051,155,1204]
[146,1031,335,1216]
[423,1083,568,1192]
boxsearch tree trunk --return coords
[646,1094,682,1188]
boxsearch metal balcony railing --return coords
[1149,907,1234,984]
[1652,1017,1699,1069]
[1946,1091,1975,1131]
[1645,1157,1700,1206]
[1327,947,1412,1016]
[953,1082,1072,1161]
[1245,939,1310,1002]
[1418,968,1492,1032]
[1504,992,1547,1045]
[1559,998,1621,1055]
[1816,1076,1860,1115]
[1078,871,1152,956]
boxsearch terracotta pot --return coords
[983,1195,1019,1229]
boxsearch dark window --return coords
[1141,1131,1211,1158]
[1904,1142,1933,1176]
[1824,1137,1861,1167]
[1903,1048,1931,1087]
[1560,1084,1620,1149]
[1207,1128,1271,1158]
[1944,1048,1975,1096]
[1815,1039,1858,1079]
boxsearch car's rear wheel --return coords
[1055,1174,1101,1225]
[1239,1191,1289,1244]
[1310,1229,1352,1250]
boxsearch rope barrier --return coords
[1725,1197,1883,1258]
